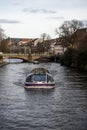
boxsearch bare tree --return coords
[46,34,51,40]
[40,33,51,53]
[0,25,6,41]
[0,25,6,51]
[0,38,11,53]
[70,20,84,33]
[55,20,84,48]
[40,33,51,40]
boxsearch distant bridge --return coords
[3,54,54,62]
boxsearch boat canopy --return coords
[30,68,49,74]
[26,68,54,83]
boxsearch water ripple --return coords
[0,62,87,130]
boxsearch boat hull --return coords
[24,83,55,89]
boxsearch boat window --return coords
[33,74,46,82]
[26,75,32,82]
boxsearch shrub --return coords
[60,48,78,67]
[77,51,87,65]
[77,51,87,71]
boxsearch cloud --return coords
[0,19,21,24]
[12,2,20,6]
[82,20,87,23]
[23,8,56,14]
[47,16,65,20]
[81,20,87,26]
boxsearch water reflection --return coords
[4,58,23,63]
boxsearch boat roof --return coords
[30,68,49,74]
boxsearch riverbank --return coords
[59,49,87,72]
[0,62,9,67]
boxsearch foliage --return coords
[77,51,87,70]
[60,48,77,66]
[60,48,87,71]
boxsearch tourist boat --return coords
[24,68,55,89]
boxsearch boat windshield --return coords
[33,74,46,82]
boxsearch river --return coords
[0,61,87,130]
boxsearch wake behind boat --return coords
[24,68,55,89]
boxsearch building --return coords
[54,43,64,55]
[73,28,87,51]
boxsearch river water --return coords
[0,62,87,130]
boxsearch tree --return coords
[0,25,6,51]
[40,33,51,41]
[55,20,84,48]
[41,33,47,41]
[1,38,10,53]
[40,33,51,53]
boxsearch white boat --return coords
[32,60,39,64]
[24,68,55,89]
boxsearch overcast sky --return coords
[0,0,87,38]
